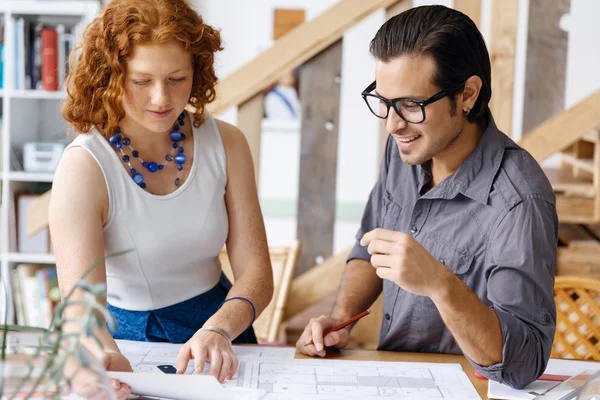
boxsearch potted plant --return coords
[1,251,128,399]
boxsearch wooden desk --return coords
[296,348,488,399]
[8,331,489,398]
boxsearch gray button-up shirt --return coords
[349,116,558,389]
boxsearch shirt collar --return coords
[418,113,507,204]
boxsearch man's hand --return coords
[296,315,351,357]
[361,228,450,297]
[175,330,238,383]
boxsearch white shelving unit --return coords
[0,1,100,324]
[9,89,67,100]
[5,171,55,183]
[6,252,57,265]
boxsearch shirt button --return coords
[439,259,445,265]
[385,313,391,320]
[410,225,417,234]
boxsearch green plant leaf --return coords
[1,279,8,362]
[1,274,8,398]
[2,249,132,398]
[4,325,48,333]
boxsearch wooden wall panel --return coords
[488,0,518,137]
[237,93,264,185]
[454,0,482,29]
[296,40,343,275]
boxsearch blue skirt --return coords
[106,274,257,344]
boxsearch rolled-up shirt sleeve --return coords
[470,195,558,389]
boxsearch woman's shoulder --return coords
[68,128,104,148]
[51,143,108,220]
[211,118,255,181]
[55,142,106,192]
[55,129,108,200]
[213,118,250,155]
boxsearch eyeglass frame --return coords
[361,80,459,124]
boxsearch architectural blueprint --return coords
[115,340,481,399]
[250,359,481,400]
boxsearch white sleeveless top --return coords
[66,112,228,311]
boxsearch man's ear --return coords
[461,75,482,114]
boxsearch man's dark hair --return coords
[369,5,491,126]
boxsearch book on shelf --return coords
[0,19,4,89]
[41,27,58,91]
[13,18,75,91]
[11,264,59,328]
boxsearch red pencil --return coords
[305,310,371,346]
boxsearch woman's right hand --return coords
[101,350,132,400]
[175,329,239,383]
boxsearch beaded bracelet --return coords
[218,296,256,325]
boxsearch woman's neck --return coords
[117,117,178,160]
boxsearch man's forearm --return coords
[332,259,383,322]
[432,272,503,366]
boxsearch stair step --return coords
[544,167,596,198]
[581,128,600,143]
[556,194,596,223]
[558,223,600,248]
[559,153,595,174]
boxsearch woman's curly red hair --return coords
[62,0,223,138]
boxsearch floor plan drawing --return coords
[246,360,481,399]
[115,340,481,399]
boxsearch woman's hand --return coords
[101,350,132,400]
[175,330,239,382]
[101,350,133,372]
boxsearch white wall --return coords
[191,0,600,253]
[564,0,600,108]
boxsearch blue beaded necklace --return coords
[109,112,188,189]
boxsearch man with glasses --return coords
[297,5,557,389]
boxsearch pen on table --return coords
[304,310,371,347]
[474,370,571,382]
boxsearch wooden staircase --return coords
[519,90,600,223]
[548,132,600,223]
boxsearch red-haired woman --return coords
[50,0,273,395]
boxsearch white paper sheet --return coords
[251,359,481,400]
[115,340,481,399]
[488,358,600,400]
[116,339,295,373]
[108,371,266,400]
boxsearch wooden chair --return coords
[552,275,600,360]
[219,241,300,343]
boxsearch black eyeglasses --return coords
[361,81,451,124]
